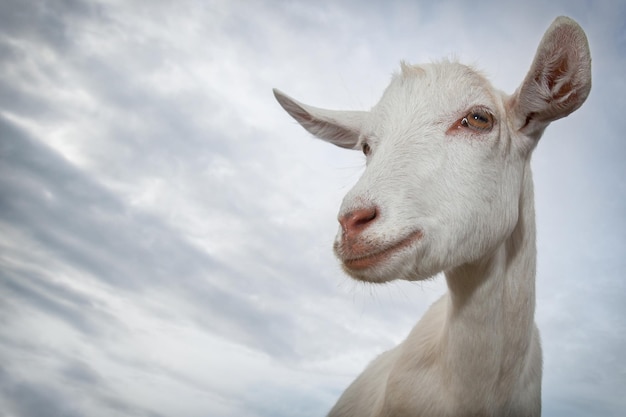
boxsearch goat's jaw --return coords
[334,230,423,282]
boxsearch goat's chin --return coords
[341,264,395,283]
[342,254,435,283]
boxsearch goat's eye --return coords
[460,109,494,131]
[362,142,371,156]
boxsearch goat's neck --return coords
[443,169,536,390]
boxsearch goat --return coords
[273,16,591,417]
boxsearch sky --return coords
[0,0,624,416]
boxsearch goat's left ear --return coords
[273,89,365,149]
[509,16,592,140]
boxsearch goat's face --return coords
[332,63,529,282]
[274,16,591,283]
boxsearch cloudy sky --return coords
[0,0,624,416]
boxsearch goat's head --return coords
[274,16,591,283]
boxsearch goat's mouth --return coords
[338,230,423,271]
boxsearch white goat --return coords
[274,16,591,417]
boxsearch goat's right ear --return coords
[509,16,592,140]
[273,89,365,149]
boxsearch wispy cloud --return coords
[1,0,624,416]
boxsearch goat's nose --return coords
[338,206,378,238]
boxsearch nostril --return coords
[353,207,377,227]
[339,206,378,236]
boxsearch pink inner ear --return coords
[534,45,581,115]
[542,55,571,96]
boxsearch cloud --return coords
[0,0,624,416]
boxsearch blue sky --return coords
[0,0,624,416]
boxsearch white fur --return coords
[274,16,591,417]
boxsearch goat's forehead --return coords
[373,62,498,116]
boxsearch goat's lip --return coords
[339,230,423,271]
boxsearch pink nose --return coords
[338,206,378,239]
